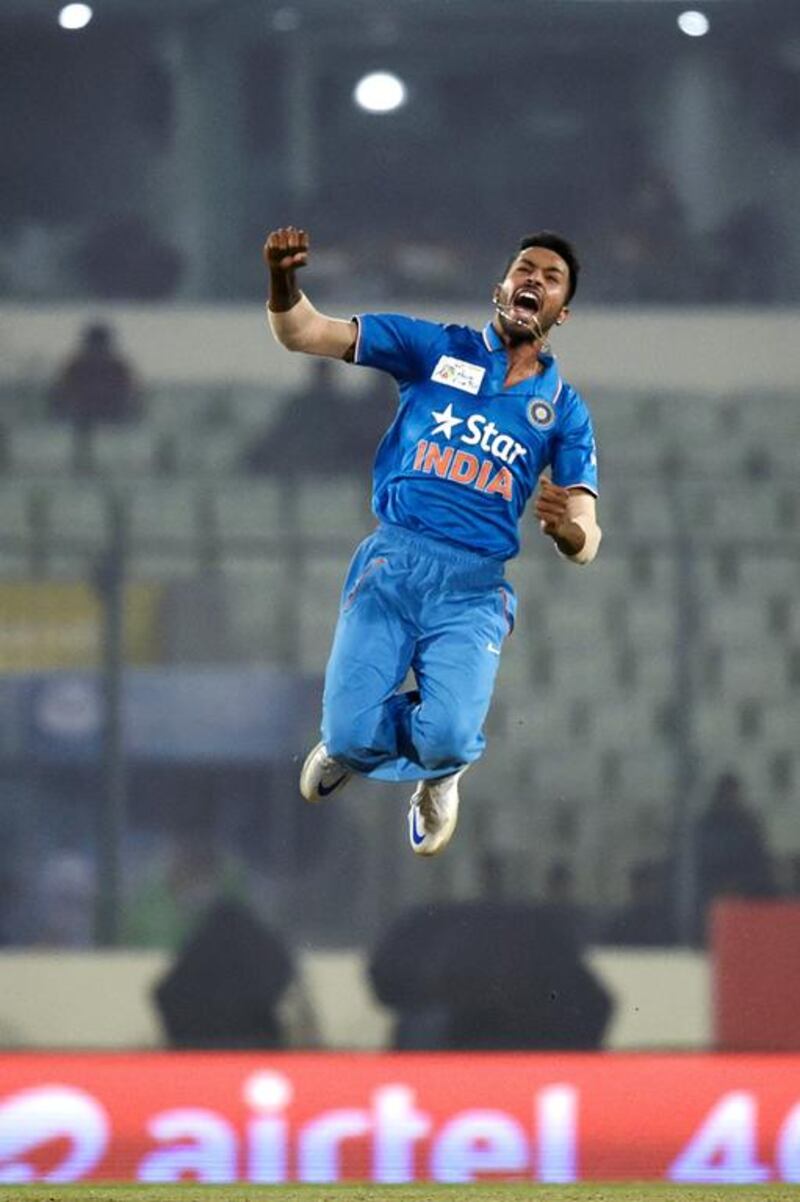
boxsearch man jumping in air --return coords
[264,226,601,857]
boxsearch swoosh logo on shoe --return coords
[410,806,426,846]
[318,772,348,797]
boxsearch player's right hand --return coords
[534,477,572,540]
[263,226,309,272]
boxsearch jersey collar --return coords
[481,321,564,404]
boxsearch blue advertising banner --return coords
[8,667,321,763]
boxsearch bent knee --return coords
[324,711,384,767]
[414,713,481,770]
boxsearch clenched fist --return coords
[535,477,572,540]
[263,226,310,273]
[264,226,310,312]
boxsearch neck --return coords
[492,317,546,369]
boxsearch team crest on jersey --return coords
[527,399,555,429]
[431,356,486,396]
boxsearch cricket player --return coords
[264,227,601,856]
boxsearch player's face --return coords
[494,247,571,341]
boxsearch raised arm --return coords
[263,226,357,360]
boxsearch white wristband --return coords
[543,510,601,565]
[267,292,318,350]
[561,511,602,564]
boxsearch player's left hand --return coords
[534,477,572,540]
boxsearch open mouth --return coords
[511,288,542,315]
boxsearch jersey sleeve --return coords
[353,313,442,382]
[551,389,599,496]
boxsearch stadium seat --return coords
[41,480,112,554]
[624,597,674,643]
[599,430,668,475]
[218,556,288,662]
[227,385,287,431]
[543,594,606,642]
[122,479,205,549]
[719,648,794,698]
[739,554,799,595]
[126,550,203,582]
[589,699,660,748]
[295,477,373,545]
[295,557,348,672]
[7,423,76,474]
[619,647,674,693]
[727,393,798,470]
[759,702,799,745]
[144,384,223,433]
[172,428,246,475]
[212,480,284,545]
[0,482,37,543]
[90,427,160,476]
[612,748,676,802]
[603,483,674,539]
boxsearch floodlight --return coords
[353,72,407,114]
[58,4,94,30]
[677,10,710,37]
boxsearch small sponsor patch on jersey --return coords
[528,398,556,429]
[431,356,486,396]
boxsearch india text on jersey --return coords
[412,440,514,502]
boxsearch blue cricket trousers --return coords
[321,523,516,783]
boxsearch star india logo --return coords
[430,403,463,438]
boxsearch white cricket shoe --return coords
[299,741,352,802]
[407,767,468,856]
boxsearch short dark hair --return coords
[504,231,580,303]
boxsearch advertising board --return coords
[2,1052,799,1184]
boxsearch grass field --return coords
[3,1185,800,1202]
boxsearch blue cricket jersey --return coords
[353,313,598,561]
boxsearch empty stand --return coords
[90,427,161,476]
[6,423,77,475]
[0,379,797,920]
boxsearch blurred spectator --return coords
[706,203,780,303]
[123,823,249,951]
[603,859,675,947]
[0,221,76,299]
[601,170,694,302]
[540,858,589,945]
[49,322,143,429]
[153,898,294,1048]
[34,850,96,947]
[243,358,394,477]
[693,770,775,943]
[782,854,800,895]
[78,214,182,300]
[0,868,16,946]
[369,851,613,1051]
